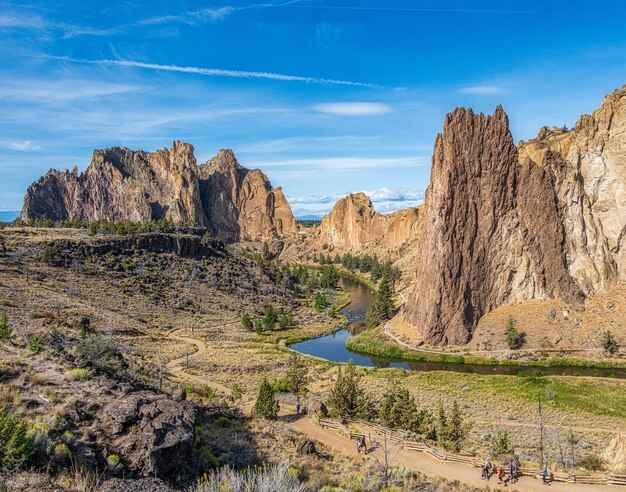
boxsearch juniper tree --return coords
[255,378,279,419]
[0,311,11,342]
[240,312,253,331]
[286,353,309,400]
[327,361,366,419]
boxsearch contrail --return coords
[47,56,382,88]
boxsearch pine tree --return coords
[366,272,394,328]
[0,311,11,342]
[255,378,279,419]
[505,315,524,349]
[314,292,327,311]
[436,401,447,448]
[327,362,365,419]
[491,429,515,456]
[446,400,468,453]
[286,353,309,399]
[379,381,425,433]
[263,305,277,330]
[240,312,253,331]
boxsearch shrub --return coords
[0,311,11,342]
[579,452,605,471]
[193,463,305,492]
[76,334,119,367]
[0,410,36,471]
[28,335,43,354]
[278,312,294,330]
[255,379,279,419]
[286,353,308,399]
[68,368,90,381]
[602,330,619,355]
[41,243,61,264]
[379,380,430,434]
[490,429,515,456]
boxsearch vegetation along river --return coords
[289,276,626,379]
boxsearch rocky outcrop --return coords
[519,85,626,287]
[198,149,299,242]
[99,391,197,479]
[318,193,420,252]
[19,143,299,243]
[404,107,578,345]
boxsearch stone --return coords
[296,439,318,456]
[307,400,329,417]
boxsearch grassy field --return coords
[347,327,626,369]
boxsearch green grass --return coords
[386,370,626,420]
[347,327,626,370]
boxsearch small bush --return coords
[76,334,119,367]
[255,379,279,419]
[0,311,11,342]
[579,452,605,471]
[192,463,305,492]
[0,410,36,471]
[602,330,619,355]
[68,368,90,381]
[28,335,43,354]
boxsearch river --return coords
[289,276,626,378]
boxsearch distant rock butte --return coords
[19,143,299,242]
[318,192,421,252]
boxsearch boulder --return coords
[308,400,328,417]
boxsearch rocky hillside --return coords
[400,87,626,345]
[19,143,299,243]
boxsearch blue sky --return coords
[1,1,626,217]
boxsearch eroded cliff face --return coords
[20,143,299,242]
[404,107,578,345]
[318,193,420,253]
[519,85,626,287]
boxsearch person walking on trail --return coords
[542,463,550,485]
[296,400,301,415]
[357,435,367,455]
[497,465,504,484]
[508,460,516,484]
[481,458,491,480]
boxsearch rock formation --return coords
[198,149,299,242]
[19,143,299,242]
[404,106,578,345]
[518,85,626,289]
[318,192,420,252]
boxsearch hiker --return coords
[357,435,367,455]
[508,460,515,484]
[542,463,550,485]
[497,465,504,483]
[510,460,518,484]
[296,400,301,415]
[481,459,491,480]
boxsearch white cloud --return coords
[0,80,139,104]
[260,156,425,171]
[288,187,425,217]
[458,85,506,95]
[7,141,40,151]
[312,102,391,116]
[137,7,236,26]
[48,56,380,88]
[362,187,424,202]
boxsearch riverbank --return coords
[347,326,626,372]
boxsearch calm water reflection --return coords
[289,277,626,378]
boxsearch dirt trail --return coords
[165,328,232,395]
[165,330,621,491]
[289,412,617,492]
